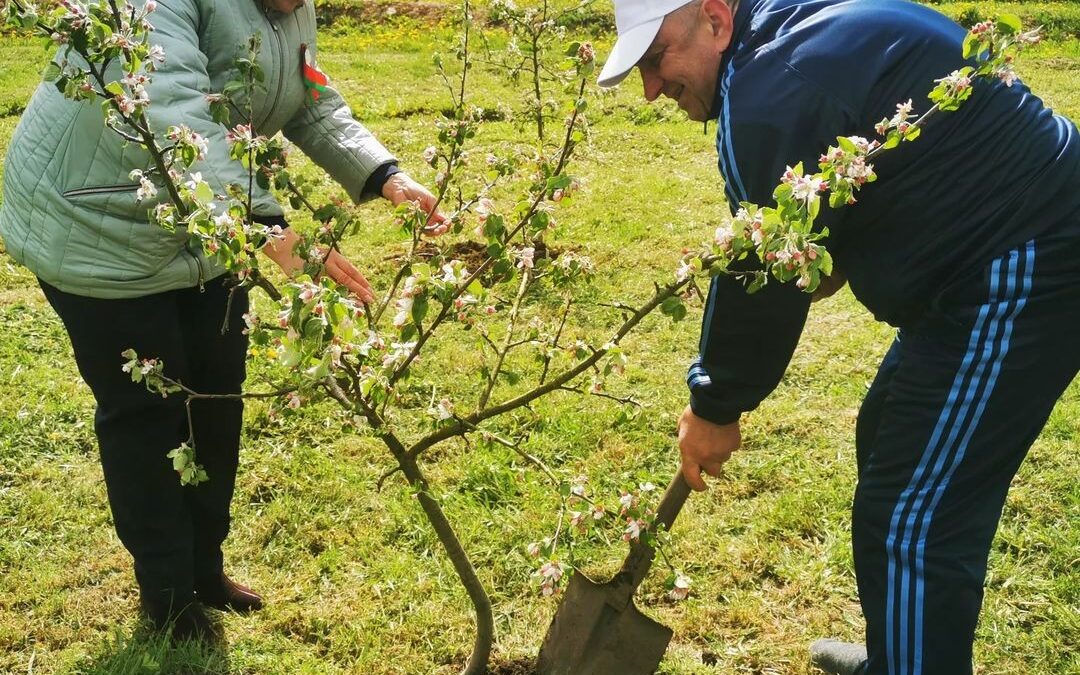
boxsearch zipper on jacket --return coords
[62,184,138,198]
[257,4,288,130]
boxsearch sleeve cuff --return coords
[363,162,402,198]
[688,394,742,426]
[252,214,290,230]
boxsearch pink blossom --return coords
[714,224,735,251]
[996,65,1018,87]
[433,398,453,420]
[577,42,595,65]
[136,177,157,202]
[668,573,691,601]
[623,518,645,542]
[475,197,495,223]
[675,260,693,282]
[147,44,166,67]
[298,284,318,303]
[517,246,535,270]
[287,393,302,409]
[392,296,414,328]
[115,95,136,115]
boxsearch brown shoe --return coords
[140,594,220,644]
[195,572,264,613]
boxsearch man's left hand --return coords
[381,173,450,235]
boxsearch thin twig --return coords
[478,266,532,408]
[539,295,572,384]
[556,385,640,408]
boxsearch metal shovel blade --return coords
[535,473,692,675]
[535,571,673,675]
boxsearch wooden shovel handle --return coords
[621,471,693,593]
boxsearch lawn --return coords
[0,2,1077,674]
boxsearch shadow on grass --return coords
[77,615,231,675]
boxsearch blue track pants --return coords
[852,223,1080,674]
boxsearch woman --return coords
[0,0,444,641]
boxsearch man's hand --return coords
[677,405,741,491]
[811,270,847,303]
[262,229,375,303]
[381,172,451,235]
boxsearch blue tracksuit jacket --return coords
[689,0,1080,425]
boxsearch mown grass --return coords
[1,3,1078,674]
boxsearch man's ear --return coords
[701,0,735,52]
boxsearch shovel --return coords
[535,472,693,675]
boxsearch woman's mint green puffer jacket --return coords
[0,0,395,298]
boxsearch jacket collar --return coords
[710,0,756,118]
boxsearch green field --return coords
[1,2,1078,674]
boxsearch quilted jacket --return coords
[0,0,395,298]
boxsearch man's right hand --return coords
[677,405,741,491]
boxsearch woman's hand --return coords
[261,228,375,303]
[381,172,451,236]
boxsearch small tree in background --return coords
[6,1,1037,671]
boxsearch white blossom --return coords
[669,572,691,600]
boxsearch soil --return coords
[317,1,452,27]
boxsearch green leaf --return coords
[194,181,214,204]
[660,296,687,322]
[819,250,834,277]
[411,295,429,326]
[962,33,983,60]
[41,61,61,82]
[996,14,1022,35]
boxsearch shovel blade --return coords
[536,573,673,675]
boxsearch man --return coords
[598,0,1080,673]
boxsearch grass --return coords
[1,4,1078,674]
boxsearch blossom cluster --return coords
[525,477,689,601]
[676,15,1040,298]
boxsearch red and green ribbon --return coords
[300,44,328,103]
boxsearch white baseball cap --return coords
[597,0,695,88]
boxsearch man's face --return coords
[263,0,306,14]
[636,0,735,122]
